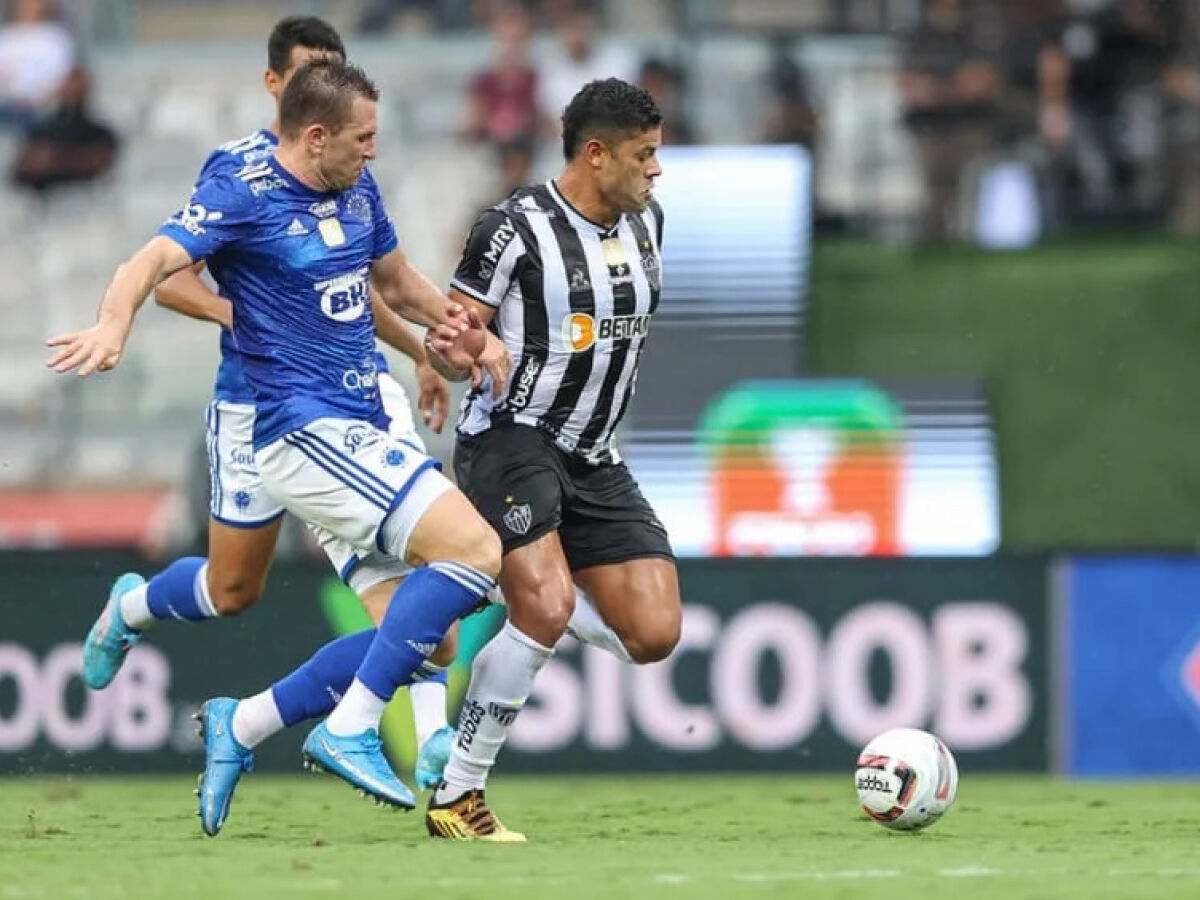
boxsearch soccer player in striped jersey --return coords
[47,59,498,826]
[422,78,682,841]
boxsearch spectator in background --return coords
[1042,0,1173,225]
[495,132,535,199]
[639,58,694,145]
[536,1,636,131]
[10,65,117,194]
[1163,0,1200,232]
[0,0,74,129]
[760,39,818,147]
[464,2,538,146]
[899,0,1002,241]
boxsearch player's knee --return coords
[622,609,681,664]
[453,521,502,581]
[508,578,575,638]
[207,573,262,616]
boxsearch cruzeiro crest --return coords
[502,502,532,535]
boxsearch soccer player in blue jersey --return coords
[58,17,464,834]
[47,58,501,815]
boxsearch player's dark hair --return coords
[279,59,379,138]
[267,16,346,75]
[561,78,662,160]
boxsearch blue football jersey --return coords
[192,130,390,404]
[195,130,277,403]
[159,155,400,449]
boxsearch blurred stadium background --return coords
[3,0,1200,875]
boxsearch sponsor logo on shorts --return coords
[233,490,253,511]
[502,503,532,536]
[227,445,255,470]
[343,424,381,453]
[383,447,405,467]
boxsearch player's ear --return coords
[583,137,608,170]
[264,68,280,98]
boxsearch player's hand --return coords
[471,332,512,400]
[428,308,486,373]
[44,322,127,376]
[415,361,451,433]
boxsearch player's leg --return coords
[370,368,457,778]
[82,401,283,689]
[558,458,680,663]
[256,417,499,807]
[196,571,457,836]
[427,426,575,841]
[352,560,458,788]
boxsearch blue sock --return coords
[357,562,493,702]
[145,557,215,622]
[272,629,375,728]
[270,632,449,728]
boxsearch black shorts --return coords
[453,425,675,571]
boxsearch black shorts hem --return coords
[498,517,561,557]
[566,547,676,573]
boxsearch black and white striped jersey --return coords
[451,180,663,464]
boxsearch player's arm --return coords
[425,290,511,400]
[46,236,196,376]
[425,208,522,396]
[154,261,232,330]
[369,287,451,432]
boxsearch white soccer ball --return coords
[854,728,958,832]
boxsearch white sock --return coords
[566,588,633,663]
[118,583,155,631]
[436,621,552,800]
[231,690,284,749]
[409,669,448,749]
[324,678,387,737]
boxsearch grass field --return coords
[2,774,1199,899]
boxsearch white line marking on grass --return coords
[734,870,902,882]
[940,867,1003,878]
[653,874,691,885]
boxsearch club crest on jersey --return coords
[502,503,532,535]
[344,191,373,226]
[561,312,650,352]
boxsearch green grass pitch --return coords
[2,774,1199,899]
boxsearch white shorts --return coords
[207,373,437,591]
[206,400,285,527]
[256,416,452,572]
[314,373,433,590]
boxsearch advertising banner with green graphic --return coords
[0,552,1049,774]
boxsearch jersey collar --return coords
[546,179,621,238]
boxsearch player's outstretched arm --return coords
[369,287,451,432]
[155,261,232,329]
[46,235,195,376]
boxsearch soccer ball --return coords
[854,728,958,832]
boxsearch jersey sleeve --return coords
[450,208,524,308]
[196,148,239,182]
[157,173,257,262]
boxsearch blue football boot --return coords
[82,572,145,689]
[301,722,415,810]
[414,725,455,791]
[194,698,254,837]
